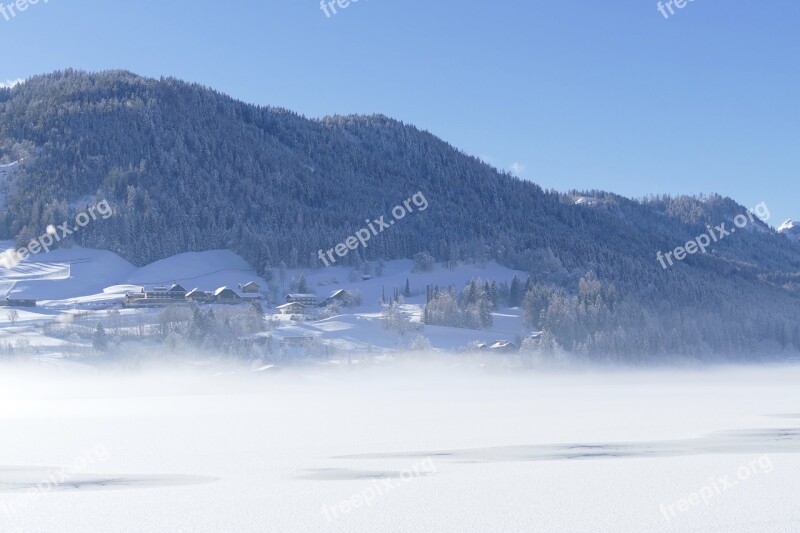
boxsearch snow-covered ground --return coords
[0,243,532,354]
[0,362,798,532]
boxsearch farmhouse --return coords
[124,283,187,307]
[238,281,261,294]
[186,288,213,303]
[214,287,242,304]
[320,289,351,307]
[276,302,306,315]
[489,340,519,353]
[0,298,36,308]
[167,283,187,298]
[286,293,316,306]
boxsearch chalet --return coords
[186,288,213,303]
[124,284,187,307]
[320,289,351,307]
[168,283,187,298]
[286,293,316,306]
[0,298,36,308]
[276,302,306,315]
[489,340,519,353]
[239,281,261,294]
[141,284,187,300]
[214,287,242,304]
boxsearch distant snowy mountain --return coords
[777,219,800,242]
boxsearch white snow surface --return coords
[0,363,798,532]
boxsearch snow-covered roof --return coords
[214,286,238,296]
[186,288,208,296]
[490,341,517,350]
[325,289,349,299]
[277,302,305,309]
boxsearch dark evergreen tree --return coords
[298,274,309,293]
[92,324,108,352]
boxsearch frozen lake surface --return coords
[1,362,798,532]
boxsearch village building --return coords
[489,340,519,353]
[320,289,351,307]
[185,288,213,303]
[286,293,316,306]
[238,281,261,294]
[276,302,306,315]
[124,283,187,307]
[0,297,36,308]
[214,287,242,304]
[167,283,187,299]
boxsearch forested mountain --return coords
[1,69,800,359]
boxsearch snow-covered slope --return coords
[275,260,531,352]
[0,246,266,305]
[0,242,531,353]
[123,250,266,292]
[0,242,136,301]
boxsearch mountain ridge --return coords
[2,69,800,357]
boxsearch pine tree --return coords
[479,296,494,328]
[509,275,523,307]
[92,324,109,352]
[298,274,309,293]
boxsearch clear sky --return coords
[1,0,798,224]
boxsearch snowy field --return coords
[0,243,534,355]
[0,361,798,533]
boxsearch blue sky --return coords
[1,0,798,224]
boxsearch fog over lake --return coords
[1,360,798,532]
